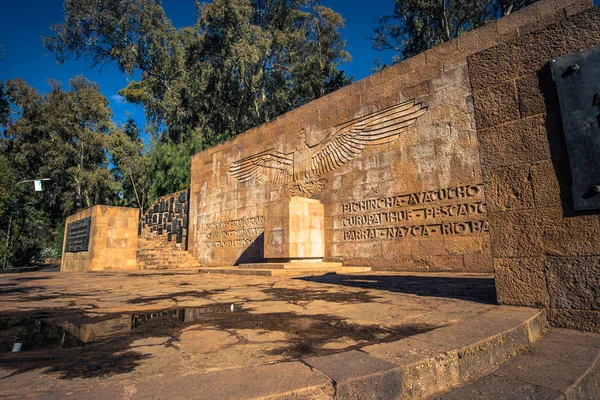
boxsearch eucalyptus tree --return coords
[45,0,352,197]
[371,0,536,65]
[1,77,118,266]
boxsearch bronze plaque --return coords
[65,217,91,252]
[551,45,600,210]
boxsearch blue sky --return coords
[0,0,395,138]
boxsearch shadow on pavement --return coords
[0,302,441,379]
[299,274,497,305]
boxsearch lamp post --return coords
[3,179,51,270]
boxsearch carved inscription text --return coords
[340,184,489,241]
[204,216,264,248]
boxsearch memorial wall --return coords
[189,0,599,310]
[189,21,492,271]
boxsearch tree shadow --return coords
[125,289,227,304]
[0,302,441,380]
[261,287,379,304]
[298,274,497,305]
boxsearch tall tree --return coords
[1,77,118,267]
[45,0,352,198]
[108,116,151,215]
[371,0,536,64]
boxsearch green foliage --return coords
[108,116,150,215]
[0,0,356,267]
[147,133,203,204]
[371,0,537,65]
[1,77,118,268]
[45,0,353,191]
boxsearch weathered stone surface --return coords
[469,2,600,333]
[304,350,402,400]
[134,362,335,400]
[473,80,520,130]
[489,208,600,258]
[439,327,600,399]
[530,159,572,208]
[563,6,600,53]
[545,257,600,310]
[477,116,552,169]
[440,374,566,399]
[468,42,520,91]
[517,73,551,118]
[549,309,600,333]
[61,206,139,272]
[515,24,566,76]
[495,257,550,307]
[484,164,535,212]
[492,342,599,395]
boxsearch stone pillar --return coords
[263,197,325,262]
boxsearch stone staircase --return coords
[137,233,201,270]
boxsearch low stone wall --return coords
[60,205,139,272]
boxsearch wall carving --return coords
[229,99,428,196]
[204,216,264,248]
[337,184,489,242]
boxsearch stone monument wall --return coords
[60,205,139,272]
[189,0,592,273]
[468,3,600,331]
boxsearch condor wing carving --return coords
[309,99,427,177]
[228,149,294,186]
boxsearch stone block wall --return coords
[189,0,591,274]
[61,205,139,272]
[469,4,600,331]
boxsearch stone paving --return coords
[0,269,502,398]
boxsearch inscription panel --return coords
[336,184,489,242]
[204,216,264,248]
[65,217,91,253]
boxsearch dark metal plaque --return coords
[551,45,600,210]
[65,217,91,252]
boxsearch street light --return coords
[3,178,51,270]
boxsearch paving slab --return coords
[304,350,402,400]
[438,328,600,400]
[0,270,555,399]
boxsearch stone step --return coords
[240,261,344,269]
[64,307,550,399]
[139,263,199,270]
[438,328,600,399]
[136,232,197,270]
[139,260,193,266]
[197,266,371,277]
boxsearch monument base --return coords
[198,197,373,276]
[263,197,325,261]
[197,264,371,277]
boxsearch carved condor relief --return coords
[228,99,428,196]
